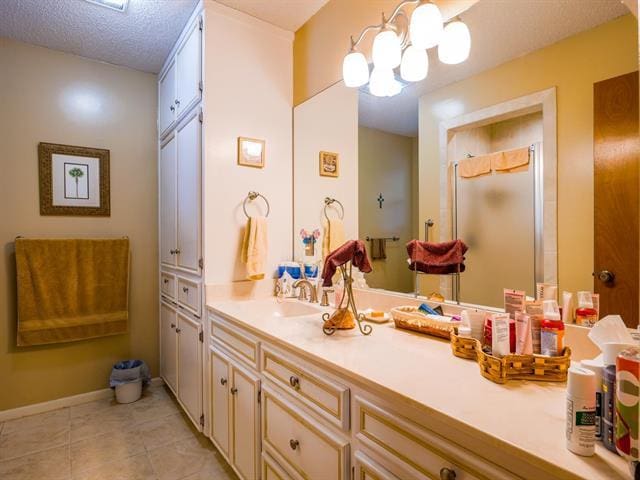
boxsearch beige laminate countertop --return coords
[207,298,629,480]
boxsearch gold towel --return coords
[493,146,530,173]
[457,153,495,178]
[242,216,267,280]
[15,238,130,346]
[322,218,346,258]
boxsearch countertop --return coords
[207,298,629,480]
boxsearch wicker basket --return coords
[390,306,455,340]
[450,332,571,384]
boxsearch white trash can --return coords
[115,379,142,404]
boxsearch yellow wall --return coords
[359,127,417,293]
[0,39,158,410]
[293,0,478,105]
[419,15,638,297]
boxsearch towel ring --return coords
[324,197,344,221]
[243,191,270,218]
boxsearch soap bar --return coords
[370,311,384,318]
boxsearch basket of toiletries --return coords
[390,305,456,340]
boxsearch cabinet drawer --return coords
[355,397,514,480]
[262,345,349,430]
[354,451,401,480]
[262,452,293,480]
[177,277,200,316]
[262,387,349,480]
[161,272,176,299]
[210,314,259,369]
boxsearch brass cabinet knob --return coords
[220,378,227,386]
[289,375,300,389]
[440,468,456,480]
[175,328,181,333]
[230,387,238,395]
[163,278,169,284]
[183,287,189,293]
[175,99,180,106]
[289,439,299,450]
[169,105,175,112]
[170,323,175,329]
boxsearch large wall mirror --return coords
[293,1,639,326]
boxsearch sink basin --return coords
[229,299,323,319]
[269,301,322,318]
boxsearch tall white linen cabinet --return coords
[157,1,293,479]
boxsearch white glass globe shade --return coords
[369,67,394,97]
[400,45,429,82]
[372,28,401,69]
[342,51,369,87]
[438,20,471,65]
[409,2,443,49]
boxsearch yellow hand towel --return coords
[322,218,346,258]
[242,216,267,280]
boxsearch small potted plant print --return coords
[68,167,84,198]
[299,229,321,256]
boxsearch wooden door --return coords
[177,312,202,428]
[160,301,178,393]
[211,346,231,458]
[176,18,202,117]
[594,71,639,327]
[159,60,176,136]
[160,135,177,267]
[176,112,201,273]
[231,362,260,480]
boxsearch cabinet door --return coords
[160,135,177,267]
[231,362,261,480]
[211,346,231,458]
[160,301,178,393]
[159,60,177,136]
[176,112,201,272]
[175,18,202,117]
[177,312,202,427]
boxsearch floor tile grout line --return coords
[0,435,70,464]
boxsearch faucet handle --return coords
[320,289,333,307]
[298,286,308,301]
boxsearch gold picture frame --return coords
[319,151,339,178]
[38,142,110,216]
[237,137,265,168]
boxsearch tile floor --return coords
[0,384,237,480]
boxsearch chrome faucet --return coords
[293,279,318,303]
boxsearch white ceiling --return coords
[216,0,330,32]
[0,0,200,73]
[0,0,328,74]
[359,0,633,137]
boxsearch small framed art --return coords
[237,137,265,168]
[38,142,110,216]
[319,151,339,178]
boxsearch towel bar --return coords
[243,191,270,218]
[365,236,399,242]
[324,197,344,221]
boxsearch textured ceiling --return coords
[359,0,633,137]
[0,0,199,73]
[216,0,330,31]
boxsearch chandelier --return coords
[342,1,471,97]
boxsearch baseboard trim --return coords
[0,377,164,422]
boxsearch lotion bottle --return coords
[541,300,564,356]
[566,366,596,456]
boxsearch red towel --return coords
[406,239,467,275]
[322,240,372,287]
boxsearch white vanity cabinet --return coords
[160,297,204,429]
[158,16,202,138]
[159,111,202,274]
[209,343,261,480]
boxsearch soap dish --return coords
[363,309,390,324]
[390,306,455,340]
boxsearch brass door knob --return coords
[289,439,299,450]
[595,270,615,284]
[440,468,456,480]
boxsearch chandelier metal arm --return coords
[350,0,421,50]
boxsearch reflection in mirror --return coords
[294,1,639,326]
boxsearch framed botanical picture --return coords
[319,151,339,178]
[237,137,265,168]
[38,142,110,216]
